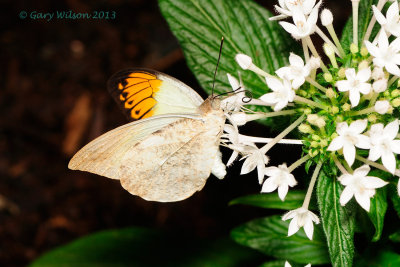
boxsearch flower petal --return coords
[364,176,388,189]
[350,120,368,134]
[391,140,400,154]
[382,150,396,173]
[303,218,314,240]
[287,217,300,236]
[327,136,344,151]
[261,178,278,193]
[355,191,372,211]
[384,120,399,140]
[340,185,354,206]
[278,184,289,201]
[343,143,356,166]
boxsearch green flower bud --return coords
[311,141,319,148]
[392,98,400,107]
[391,89,400,98]
[312,134,320,141]
[299,123,313,134]
[320,139,328,147]
[323,73,333,82]
[360,47,369,57]
[331,106,339,114]
[326,88,336,98]
[368,114,377,123]
[350,43,359,54]
[338,68,346,78]
[358,60,369,70]
[342,103,351,111]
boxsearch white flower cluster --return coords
[222,0,400,244]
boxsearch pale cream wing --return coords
[119,117,223,202]
[68,114,199,179]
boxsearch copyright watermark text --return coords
[19,10,116,21]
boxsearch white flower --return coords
[260,77,295,111]
[235,54,252,70]
[222,124,254,166]
[282,207,320,240]
[365,31,400,77]
[262,163,297,200]
[276,53,311,89]
[338,165,388,211]
[271,0,318,20]
[373,2,400,37]
[224,124,269,184]
[240,146,269,184]
[327,120,371,166]
[368,120,400,174]
[279,3,320,40]
[336,68,372,107]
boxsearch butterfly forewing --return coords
[107,69,203,121]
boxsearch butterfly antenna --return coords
[212,37,224,96]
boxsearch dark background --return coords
[1,1,350,266]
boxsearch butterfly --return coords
[68,69,227,202]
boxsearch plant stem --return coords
[355,155,400,176]
[288,154,311,173]
[363,0,388,41]
[332,154,348,174]
[305,77,327,92]
[294,95,328,110]
[302,161,322,209]
[305,36,329,73]
[315,26,341,57]
[352,0,360,46]
[326,24,346,58]
[260,114,306,154]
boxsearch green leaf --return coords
[389,231,400,242]
[231,215,330,265]
[229,190,317,210]
[316,171,356,267]
[355,251,400,267]
[259,260,287,267]
[159,0,300,124]
[29,227,261,267]
[340,0,379,51]
[388,183,400,218]
[367,170,389,242]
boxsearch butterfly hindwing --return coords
[107,68,204,122]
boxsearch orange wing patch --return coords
[110,70,162,121]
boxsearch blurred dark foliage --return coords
[0,1,350,266]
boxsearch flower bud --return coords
[315,117,326,128]
[368,114,377,123]
[312,135,321,141]
[392,98,400,107]
[320,139,328,147]
[323,73,333,82]
[331,133,339,139]
[321,9,333,26]
[350,43,359,54]
[372,67,384,80]
[374,100,390,114]
[331,106,339,114]
[360,47,369,57]
[342,103,351,111]
[299,123,313,134]
[373,79,387,93]
[391,89,400,98]
[326,88,336,98]
[338,68,346,78]
[358,60,369,70]
[307,114,319,124]
[311,141,319,148]
[323,43,335,57]
[388,106,394,114]
[308,56,321,70]
[303,108,312,114]
[235,54,252,69]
